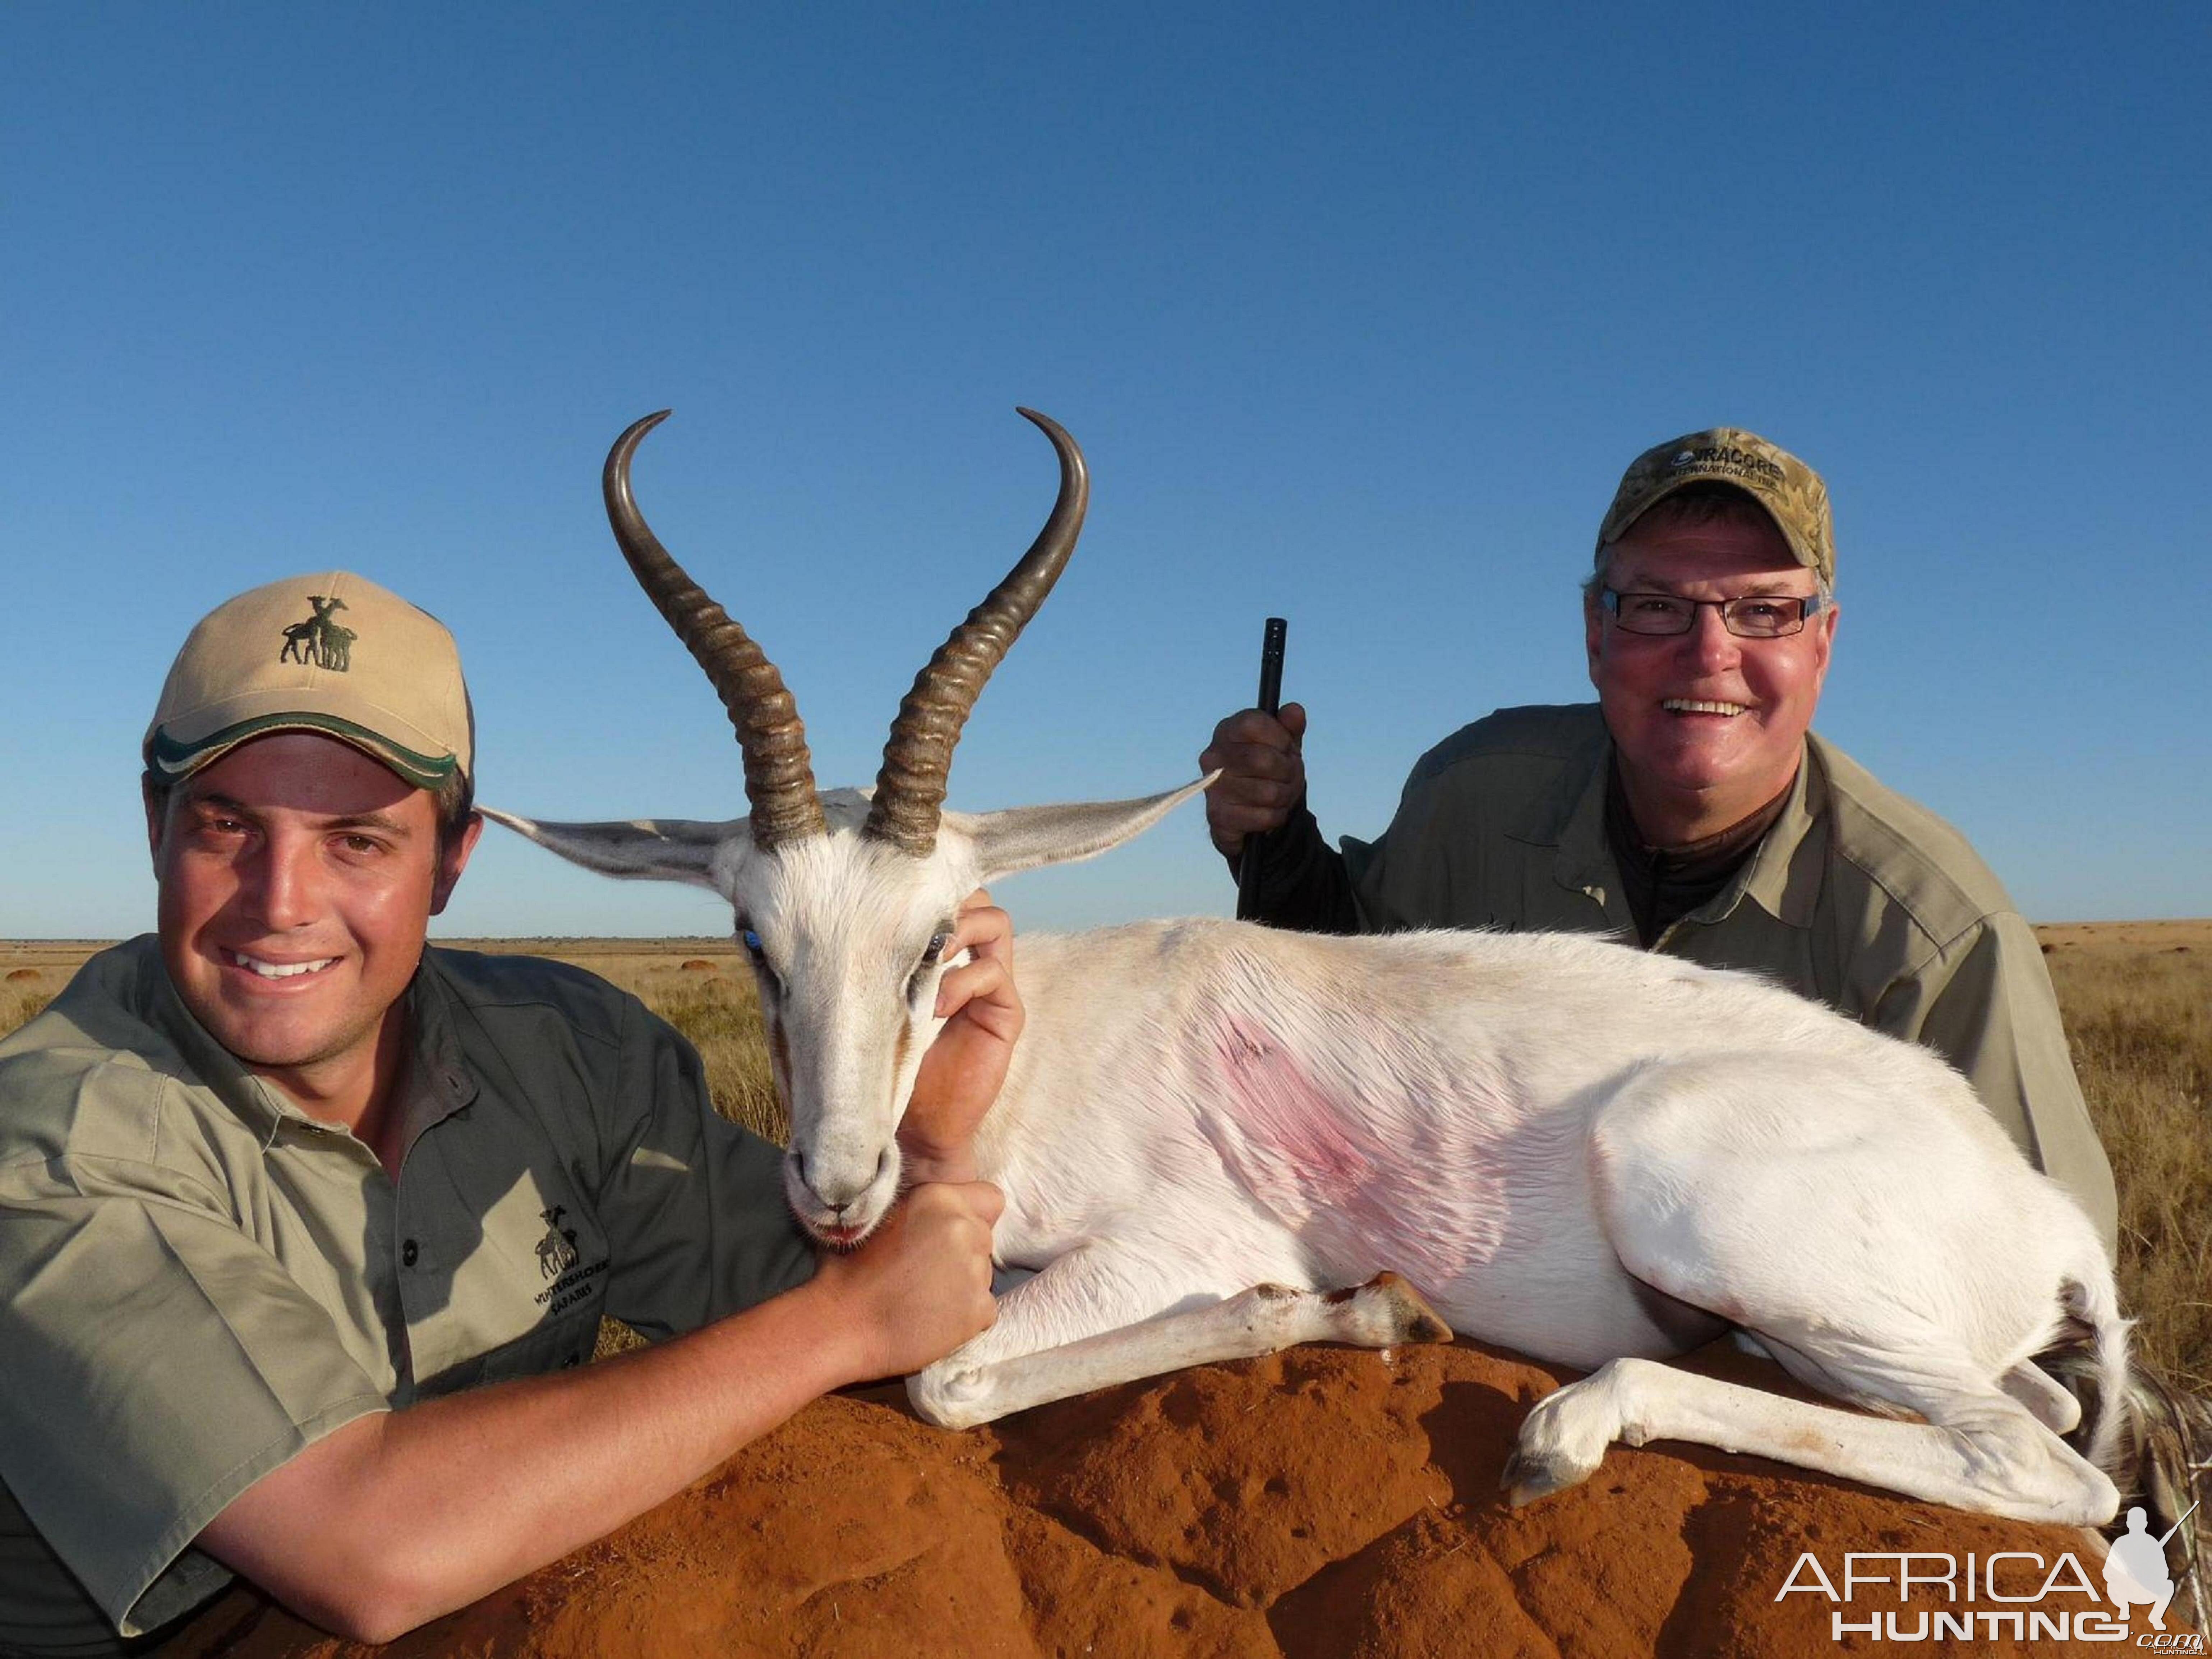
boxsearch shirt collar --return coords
[1738,735,1826,929]
[1517,720,1825,931]
[401,951,480,1142]
[139,940,289,1142]
[1507,722,1622,917]
[142,941,478,1151]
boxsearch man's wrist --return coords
[775,1272,891,1390]
[900,1147,978,1185]
[1242,798,1320,893]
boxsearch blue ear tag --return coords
[742,930,763,954]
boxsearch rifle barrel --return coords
[1235,617,1289,923]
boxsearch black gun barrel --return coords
[1235,617,1289,922]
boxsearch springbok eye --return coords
[736,926,784,998]
[906,931,953,1008]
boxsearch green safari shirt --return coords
[0,938,812,1655]
[1266,703,2116,1254]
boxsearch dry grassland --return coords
[4,923,2206,1381]
[2040,920,2212,1388]
[443,939,789,1144]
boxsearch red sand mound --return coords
[163,1341,2154,1659]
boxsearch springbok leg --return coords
[1503,1350,2118,1526]
[1515,1052,2125,1526]
[909,1245,1451,1430]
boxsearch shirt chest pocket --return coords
[407,1165,615,1387]
[500,1181,612,1330]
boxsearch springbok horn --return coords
[865,409,1088,856]
[604,411,827,849]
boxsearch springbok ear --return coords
[955,775,1216,884]
[481,807,742,892]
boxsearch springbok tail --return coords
[2062,1265,2133,1480]
[2036,1258,2210,1625]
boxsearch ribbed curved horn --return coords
[604,411,826,849]
[865,409,1088,856]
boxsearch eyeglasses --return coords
[1599,589,1826,639]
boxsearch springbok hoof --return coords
[1327,1271,1455,1348]
[1354,1283,1460,1345]
[1499,1446,1596,1508]
[1367,1272,1455,1345]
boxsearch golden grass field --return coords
[4,922,2206,1385]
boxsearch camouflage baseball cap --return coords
[144,571,474,790]
[1597,427,1835,586]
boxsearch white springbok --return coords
[489,409,2128,1528]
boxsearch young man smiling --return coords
[0,573,1012,1653]
[1201,427,2116,1253]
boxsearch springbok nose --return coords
[791,1151,835,1209]
[788,1147,888,1215]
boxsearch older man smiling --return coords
[1201,427,2116,1253]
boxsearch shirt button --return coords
[401,1239,420,1267]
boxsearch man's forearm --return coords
[201,1274,868,1642]
[1231,799,1361,934]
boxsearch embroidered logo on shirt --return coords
[536,1206,582,1280]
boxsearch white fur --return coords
[487,784,2128,1526]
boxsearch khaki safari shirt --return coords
[1315,704,2115,1252]
[0,939,812,1655]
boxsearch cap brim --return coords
[1600,474,1824,575]
[146,711,460,792]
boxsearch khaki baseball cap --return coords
[143,571,473,790]
[1597,427,1836,587]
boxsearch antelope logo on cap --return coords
[278,595,357,671]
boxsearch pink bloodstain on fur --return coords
[1202,1010,1485,1295]
[1212,1015,1374,1211]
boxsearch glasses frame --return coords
[1598,587,1827,640]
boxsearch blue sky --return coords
[3,4,2205,938]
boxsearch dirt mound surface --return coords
[162,1341,2140,1658]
